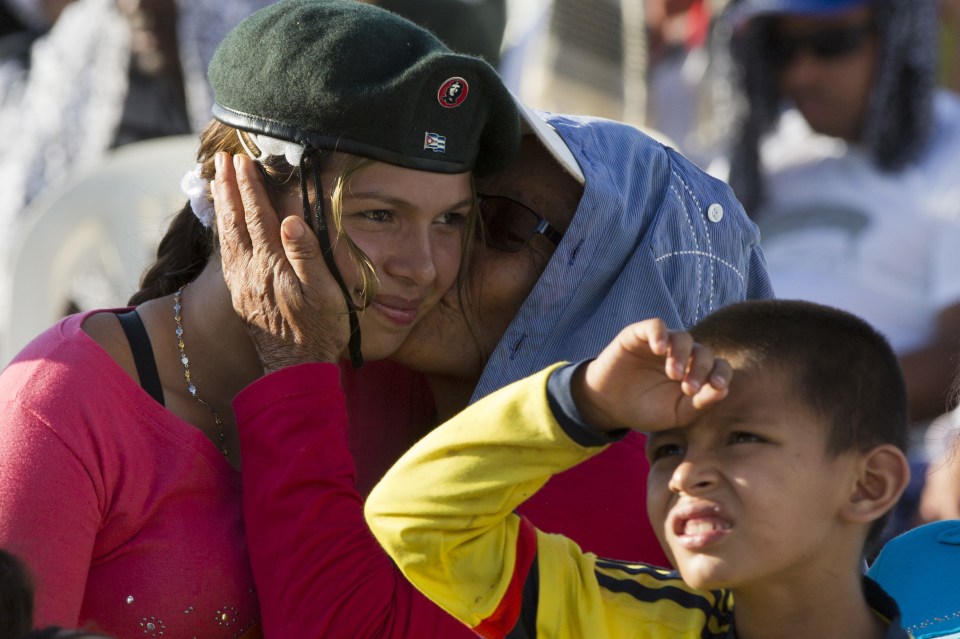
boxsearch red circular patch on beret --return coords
[437,77,469,108]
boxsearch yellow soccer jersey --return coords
[365,365,908,639]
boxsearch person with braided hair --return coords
[720,0,960,430]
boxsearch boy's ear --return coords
[842,444,911,524]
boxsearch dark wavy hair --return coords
[0,548,33,639]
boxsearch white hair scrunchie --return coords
[180,163,215,228]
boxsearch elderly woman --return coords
[213,48,773,639]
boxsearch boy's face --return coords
[645,366,864,593]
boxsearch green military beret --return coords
[208,0,520,176]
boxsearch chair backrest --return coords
[2,135,198,366]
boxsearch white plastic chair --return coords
[2,135,198,366]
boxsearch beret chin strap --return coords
[299,149,364,369]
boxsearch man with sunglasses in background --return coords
[719,0,960,540]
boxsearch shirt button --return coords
[707,203,724,223]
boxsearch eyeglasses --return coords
[477,195,564,253]
[768,22,875,68]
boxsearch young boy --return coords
[365,299,912,638]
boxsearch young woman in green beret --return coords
[0,1,520,637]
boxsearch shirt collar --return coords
[865,576,913,639]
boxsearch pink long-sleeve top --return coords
[0,312,260,638]
[236,361,668,638]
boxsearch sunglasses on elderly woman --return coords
[768,21,875,68]
[477,195,564,253]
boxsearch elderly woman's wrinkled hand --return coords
[212,152,349,373]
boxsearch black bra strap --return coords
[116,310,165,406]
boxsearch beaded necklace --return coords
[174,286,228,458]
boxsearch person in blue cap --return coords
[869,518,960,638]
[719,0,960,466]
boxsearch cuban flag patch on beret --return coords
[424,132,446,153]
